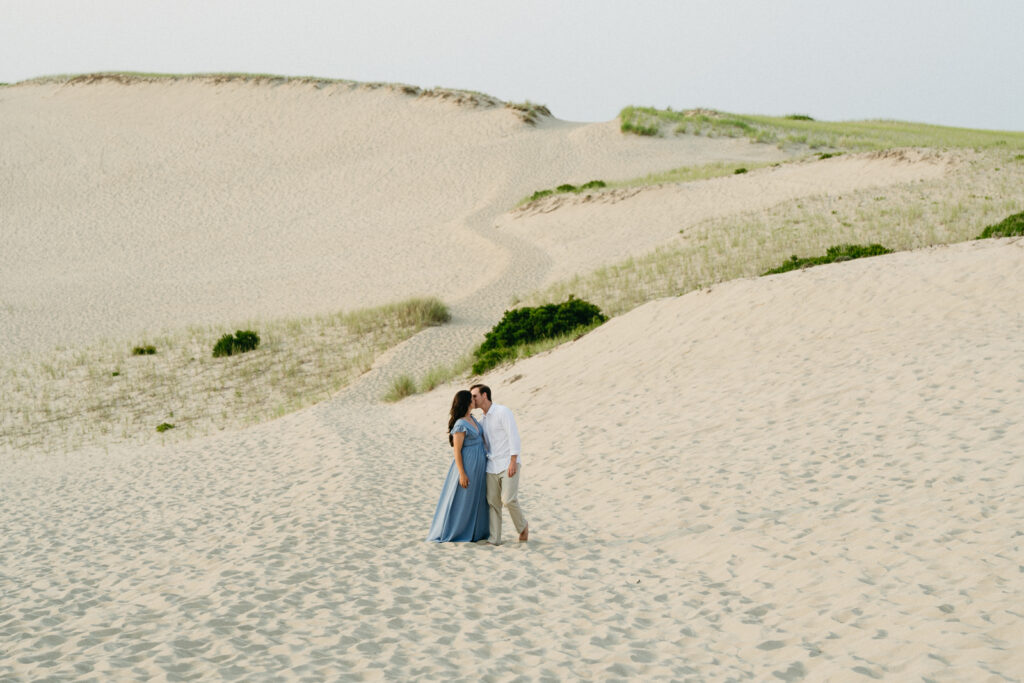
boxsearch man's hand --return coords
[507,457,518,478]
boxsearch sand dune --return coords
[501,149,953,284]
[1,77,787,355]
[3,238,1021,679]
[2,78,1022,679]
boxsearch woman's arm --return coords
[452,431,469,489]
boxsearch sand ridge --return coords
[0,78,790,356]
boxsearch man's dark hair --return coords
[470,384,491,401]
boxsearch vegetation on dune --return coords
[212,330,261,358]
[522,153,1024,317]
[619,105,1024,151]
[517,160,776,209]
[523,180,607,204]
[131,345,156,356]
[762,244,894,276]
[472,297,607,374]
[384,375,417,403]
[2,297,450,453]
[976,210,1024,239]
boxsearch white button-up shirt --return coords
[480,403,522,475]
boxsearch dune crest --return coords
[1,76,790,355]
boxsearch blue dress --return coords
[426,417,490,542]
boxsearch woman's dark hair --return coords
[448,390,473,446]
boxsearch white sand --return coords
[2,79,1022,679]
[1,78,787,356]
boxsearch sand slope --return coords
[1,78,789,355]
[3,238,1021,680]
[501,149,952,284]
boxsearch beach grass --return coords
[620,106,1024,151]
[515,161,786,209]
[522,151,1023,317]
[1,297,449,453]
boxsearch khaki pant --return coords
[486,464,527,545]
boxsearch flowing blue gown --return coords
[426,417,489,542]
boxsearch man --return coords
[470,384,528,545]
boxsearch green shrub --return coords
[818,152,842,160]
[734,167,748,175]
[763,244,894,275]
[524,180,606,206]
[472,296,607,374]
[977,210,1024,239]
[786,114,815,121]
[212,329,261,358]
[156,423,175,432]
[132,345,156,355]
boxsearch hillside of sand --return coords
[2,76,1022,680]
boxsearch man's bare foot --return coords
[519,524,529,542]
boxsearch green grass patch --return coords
[762,244,894,275]
[613,161,775,189]
[620,106,1024,151]
[132,345,156,356]
[156,423,175,433]
[977,210,1024,239]
[523,180,607,205]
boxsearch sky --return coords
[3,0,1021,131]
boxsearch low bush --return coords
[763,244,894,275]
[976,210,1024,239]
[734,167,748,175]
[156,423,175,433]
[786,114,815,121]
[132,345,156,355]
[212,329,261,358]
[472,296,607,374]
[526,180,606,205]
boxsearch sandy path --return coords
[3,238,1021,680]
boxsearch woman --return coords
[426,390,489,542]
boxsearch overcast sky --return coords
[3,0,1021,131]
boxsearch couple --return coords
[426,384,529,545]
